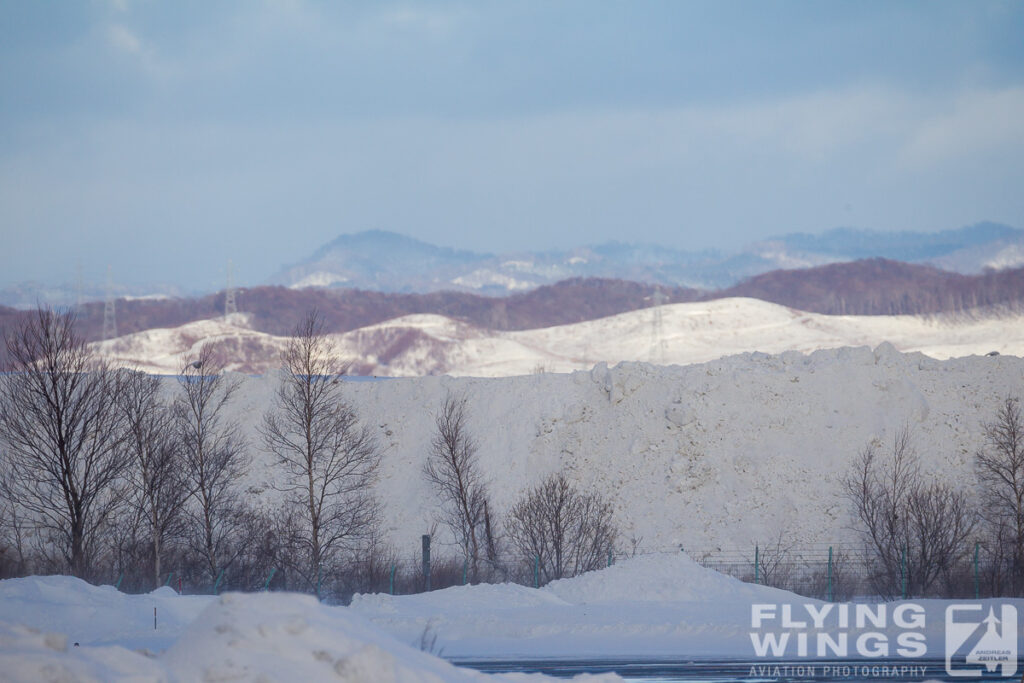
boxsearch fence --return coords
[89,536,1024,604]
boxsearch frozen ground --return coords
[2,555,1021,681]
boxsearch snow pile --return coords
[543,552,791,605]
[0,576,621,681]
[0,621,166,682]
[209,347,1024,556]
[0,575,209,651]
[160,591,594,682]
[350,553,800,658]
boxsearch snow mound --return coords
[0,621,166,683]
[543,552,797,605]
[353,580,569,614]
[0,575,209,649]
[163,591,576,682]
[0,576,619,681]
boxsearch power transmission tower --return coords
[74,261,84,315]
[224,259,237,318]
[646,286,668,365]
[102,266,118,340]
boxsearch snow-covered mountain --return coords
[93,298,1024,377]
[268,223,1024,295]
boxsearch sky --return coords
[1,1,1023,291]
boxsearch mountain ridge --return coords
[267,221,1024,295]
[4,259,1024,361]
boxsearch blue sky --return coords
[2,1,1023,290]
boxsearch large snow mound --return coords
[203,347,1024,555]
[349,554,804,658]
[543,552,795,605]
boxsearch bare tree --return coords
[423,393,495,581]
[506,472,617,584]
[175,345,248,585]
[975,397,1024,593]
[842,426,975,598]
[261,310,381,594]
[118,370,190,589]
[0,307,128,578]
[755,532,796,590]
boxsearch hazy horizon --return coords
[3,1,1023,291]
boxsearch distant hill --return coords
[723,259,1024,315]
[266,223,1024,295]
[3,261,1018,354]
[5,222,1023,309]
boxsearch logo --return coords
[945,605,1017,677]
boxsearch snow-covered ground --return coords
[0,574,621,681]
[3,555,1022,680]
[93,298,1024,376]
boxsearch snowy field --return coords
[94,298,1024,376]
[4,553,1018,681]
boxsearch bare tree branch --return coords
[260,309,381,593]
[0,307,128,578]
[423,393,494,581]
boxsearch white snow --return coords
[5,555,1020,678]
[984,244,1024,270]
[289,271,351,289]
[350,553,804,658]
[93,297,1024,376]
[451,270,537,291]
[0,576,621,681]
[193,347,1024,558]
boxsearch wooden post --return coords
[422,535,431,592]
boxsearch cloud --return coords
[897,87,1024,168]
[106,24,141,54]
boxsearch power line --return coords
[102,265,117,340]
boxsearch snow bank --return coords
[350,554,802,658]
[0,576,621,682]
[543,552,793,605]
[0,621,166,682]
[161,591,605,682]
[0,575,210,651]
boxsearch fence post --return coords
[900,545,907,599]
[827,546,833,602]
[263,567,276,592]
[213,569,225,595]
[422,535,431,592]
[533,556,539,588]
[974,542,980,600]
[754,545,760,585]
[389,564,396,596]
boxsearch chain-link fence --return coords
[86,536,1024,604]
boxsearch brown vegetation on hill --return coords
[723,259,1024,316]
[3,261,1024,349]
